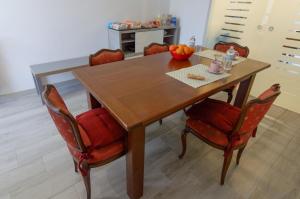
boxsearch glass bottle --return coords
[226,46,236,61]
[223,55,233,71]
[188,36,196,48]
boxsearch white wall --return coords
[142,0,170,21]
[0,0,170,95]
[169,0,211,45]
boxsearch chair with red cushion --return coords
[179,84,280,185]
[214,42,250,103]
[214,42,249,58]
[89,49,125,66]
[88,49,125,109]
[43,84,127,199]
[144,43,169,56]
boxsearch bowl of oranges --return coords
[169,44,195,61]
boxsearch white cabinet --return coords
[135,30,164,53]
[108,26,179,57]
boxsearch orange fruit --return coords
[183,47,192,55]
[176,46,184,55]
[169,45,178,51]
[179,44,187,48]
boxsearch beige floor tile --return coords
[16,135,65,166]
[0,159,46,194]
[42,146,74,173]
[0,194,10,199]
[50,186,80,199]
[10,169,80,199]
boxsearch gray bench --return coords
[30,56,89,103]
[30,55,142,104]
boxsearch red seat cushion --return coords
[76,108,126,148]
[186,119,251,148]
[186,99,241,133]
[69,140,125,164]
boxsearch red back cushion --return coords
[90,50,124,66]
[144,44,169,56]
[239,85,280,134]
[214,42,249,58]
[44,86,92,150]
[45,86,79,150]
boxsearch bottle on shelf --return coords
[188,36,196,48]
[171,17,177,27]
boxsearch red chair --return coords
[144,43,169,56]
[89,49,125,66]
[179,84,280,185]
[88,49,125,109]
[214,42,249,58]
[214,42,250,103]
[43,85,127,199]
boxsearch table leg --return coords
[32,73,44,104]
[234,75,256,108]
[87,92,102,109]
[126,124,145,199]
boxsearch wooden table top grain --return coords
[73,51,270,131]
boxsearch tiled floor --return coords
[0,81,300,199]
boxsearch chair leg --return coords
[252,127,258,137]
[73,159,78,173]
[81,166,91,199]
[227,89,234,104]
[221,149,233,185]
[159,119,163,125]
[236,145,246,165]
[179,128,189,159]
[87,92,101,109]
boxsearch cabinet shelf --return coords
[122,40,135,44]
[164,35,175,38]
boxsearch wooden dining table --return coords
[73,49,270,199]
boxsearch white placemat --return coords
[166,64,231,88]
[195,49,246,65]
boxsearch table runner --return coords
[166,64,231,88]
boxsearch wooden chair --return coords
[214,42,250,103]
[89,49,125,66]
[144,43,169,56]
[179,84,280,185]
[88,49,125,109]
[144,43,169,125]
[43,85,127,199]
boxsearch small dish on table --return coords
[208,55,225,74]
